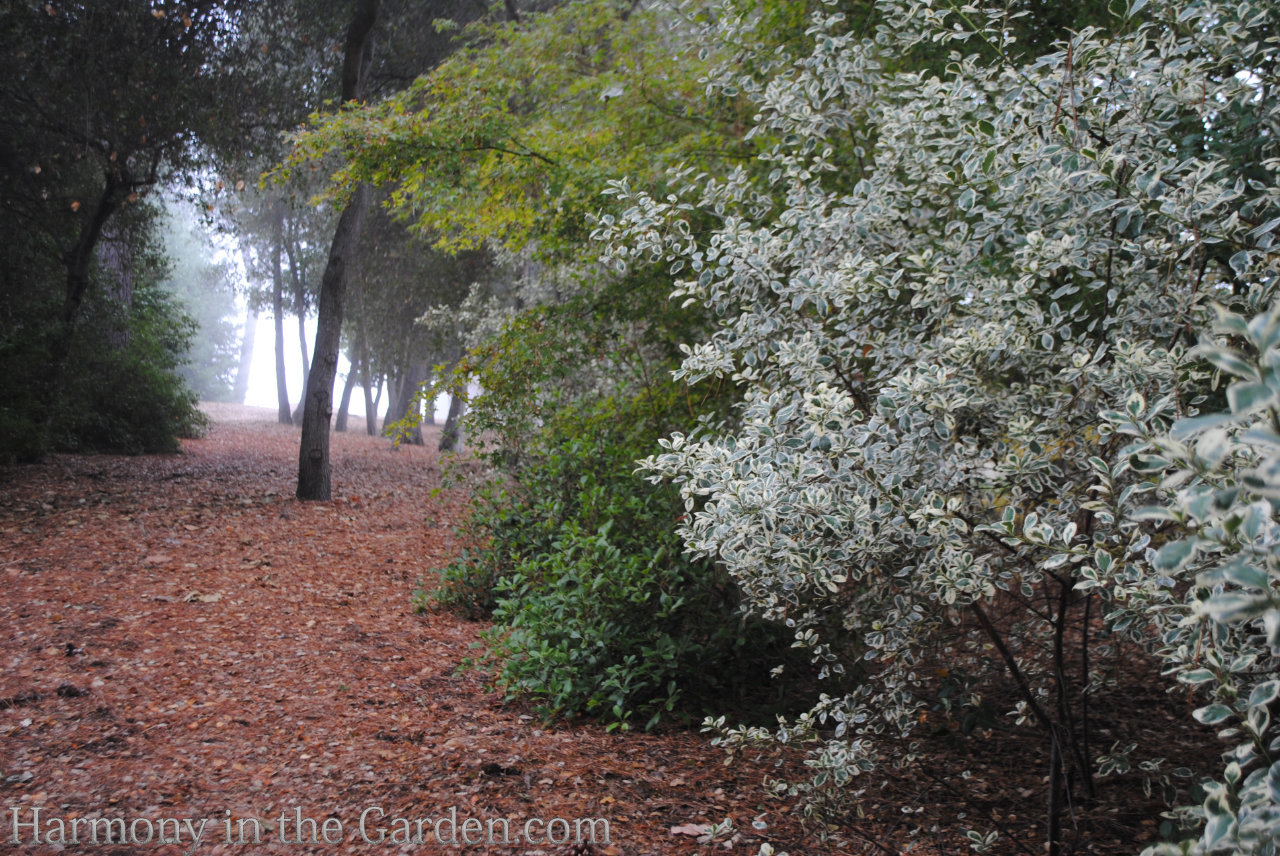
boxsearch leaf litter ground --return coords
[0,405,1215,855]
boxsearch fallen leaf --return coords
[670,823,712,837]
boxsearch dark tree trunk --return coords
[61,172,124,331]
[271,200,292,425]
[363,372,377,434]
[97,224,134,348]
[295,0,380,500]
[233,306,257,404]
[44,170,126,414]
[334,366,356,432]
[296,182,372,497]
[45,154,162,434]
[439,391,466,452]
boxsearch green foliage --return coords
[50,285,208,454]
[0,204,208,461]
[419,281,796,729]
[276,0,757,260]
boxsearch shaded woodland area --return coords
[3,1,1280,855]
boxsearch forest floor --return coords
[0,405,1212,855]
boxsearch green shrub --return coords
[419,291,803,728]
[49,285,208,454]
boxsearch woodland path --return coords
[0,404,829,856]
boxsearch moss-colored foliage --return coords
[276,0,756,259]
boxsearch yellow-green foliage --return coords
[275,0,754,258]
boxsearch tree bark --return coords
[383,358,426,445]
[363,374,377,434]
[61,172,124,331]
[271,199,292,425]
[44,169,126,413]
[334,366,357,432]
[439,391,466,452]
[97,223,134,348]
[370,374,383,433]
[355,307,377,435]
[286,229,310,424]
[233,306,257,404]
[296,0,380,500]
[296,182,372,497]
[383,372,402,432]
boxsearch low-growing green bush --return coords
[418,291,807,729]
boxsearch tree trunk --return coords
[61,171,124,331]
[286,229,310,424]
[97,223,134,348]
[439,391,466,452]
[383,358,426,445]
[334,367,356,432]
[296,184,371,497]
[295,0,380,501]
[370,374,383,435]
[271,199,292,425]
[233,306,257,404]
[44,169,125,419]
[355,308,377,436]
[383,372,402,431]
[363,371,377,435]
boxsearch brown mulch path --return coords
[0,405,830,856]
[0,404,1208,855]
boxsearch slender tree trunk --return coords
[383,372,401,431]
[233,306,257,404]
[334,367,356,432]
[363,370,377,435]
[296,183,371,497]
[61,172,123,331]
[271,200,292,425]
[439,391,466,452]
[370,374,383,434]
[286,230,310,424]
[355,306,377,436]
[296,0,380,500]
[383,358,426,445]
[286,233,311,380]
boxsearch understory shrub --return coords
[420,291,806,729]
[50,285,208,454]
